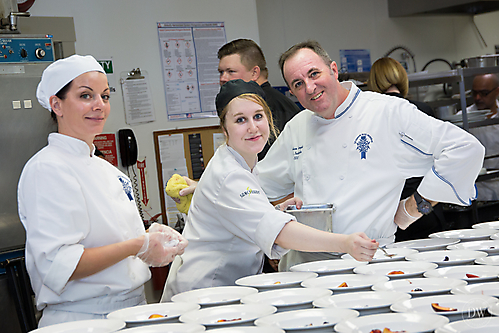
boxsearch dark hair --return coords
[218,39,268,79]
[278,40,332,87]
[50,80,73,122]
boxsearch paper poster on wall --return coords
[157,22,227,120]
[339,49,371,73]
[120,68,156,125]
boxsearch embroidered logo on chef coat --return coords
[240,187,261,198]
[118,176,134,201]
[354,133,373,159]
[292,146,303,160]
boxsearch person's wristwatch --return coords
[414,191,433,215]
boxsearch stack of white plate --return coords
[255,308,359,333]
[472,220,499,230]
[171,286,258,308]
[390,294,497,322]
[447,239,499,256]
[240,287,330,312]
[386,238,460,252]
[235,272,317,292]
[372,277,466,297]
[334,313,449,333]
[30,319,125,333]
[301,273,389,294]
[451,281,499,298]
[289,259,367,276]
[107,302,200,327]
[179,304,277,329]
[313,291,410,316]
[429,229,496,242]
[405,249,488,267]
[354,261,438,279]
[424,264,499,283]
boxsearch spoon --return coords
[378,246,395,258]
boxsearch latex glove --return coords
[165,174,193,214]
[342,232,378,262]
[137,222,188,267]
[394,197,422,230]
[275,197,303,211]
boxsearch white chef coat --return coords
[18,133,150,324]
[258,82,484,270]
[161,144,292,302]
[467,101,499,200]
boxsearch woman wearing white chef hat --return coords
[18,54,187,327]
[161,79,378,302]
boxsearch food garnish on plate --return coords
[370,328,407,333]
[273,281,281,284]
[411,288,423,292]
[466,273,480,278]
[388,270,404,275]
[443,256,450,261]
[337,282,348,288]
[148,314,166,319]
[217,318,242,323]
[431,303,457,312]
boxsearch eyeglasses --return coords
[472,88,498,97]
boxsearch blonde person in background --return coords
[367,57,447,241]
[18,55,187,327]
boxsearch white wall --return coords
[256,0,499,86]
[27,0,260,223]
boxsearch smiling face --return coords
[283,48,347,119]
[218,54,258,86]
[223,96,269,168]
[51,71,110,149]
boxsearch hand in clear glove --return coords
[394,197,422,230]
[274,197,303,211]
[136,222,188,267]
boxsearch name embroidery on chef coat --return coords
[354,133,373,159]
[292,146,303,160]
[240,187,261,198]
[118,176,134,201]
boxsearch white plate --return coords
[240,287,331,312]
[301,273,389,294]
[120,323,206,332]
[429,229,496,242]
[341,248,418,263]
[30,319,125,333]
[179,304,277,328]
[435,316,499,333]
[405,249,488,267]
[107,302,200,325]
[488,301,499,316]
[354,261,438,279]
[334,312,449,333]
[386,238,460,252]
[390,294,498,322]
[312,291,410,316]
[235,272,317,291]
[170,286,258,307]
[208,327,285,333]
[424,264,499,283]
[476,256,499,265]
[451,281,499,297]
[492,233,499,240]
[372,277,467,297]
[255,308,359,332]
[447,239,499,256]
[289,259,368,276]
[473,221,499,230]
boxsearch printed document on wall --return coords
[157,22,227,120]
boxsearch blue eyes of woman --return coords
[236,113,263,123]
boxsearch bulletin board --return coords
[153,125,223,224]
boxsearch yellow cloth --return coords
[165,174,192,214]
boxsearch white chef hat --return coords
[36,54,105,111]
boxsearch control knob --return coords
[35,48,45,59]
[19,48,27,58]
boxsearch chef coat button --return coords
[339,175,344,180]
[305,174,311,181]
[342,143,347,148]
[130,272,136,280]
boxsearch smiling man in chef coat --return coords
[257,40,485,271]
